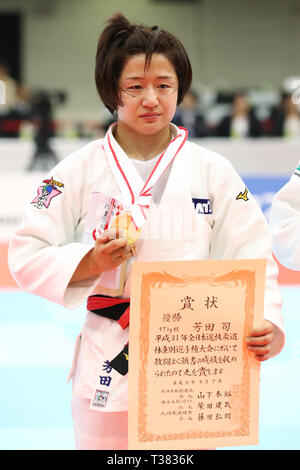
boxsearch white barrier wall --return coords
[0,137,299,242]
[0,137,299,174]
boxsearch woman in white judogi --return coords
[270,161,300,270]
[8,14,284,449]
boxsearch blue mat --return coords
[0,287,299,450]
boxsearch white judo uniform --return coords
[8,124,285,443]
[270,161,300,270]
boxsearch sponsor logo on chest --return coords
[192,198,212,215]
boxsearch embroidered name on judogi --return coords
[192,198,212,214]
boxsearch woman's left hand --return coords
[246,320,274,361]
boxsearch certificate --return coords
[128,259,266,449]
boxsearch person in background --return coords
[172,89,207,137]
[0,60,19,137]
[0,60,18,109]
[217,91,261,138]
[1,84,33,138]
[269,92,300,138]
[270,161,300,270]
[14,84,32,117]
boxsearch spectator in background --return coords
[0,83,32,138]
[0,60,18,109]
[14,84,32,117]
[269,93,300,138]
[217,91,261,138]
[0,61,19,137]
[172,89,207,137]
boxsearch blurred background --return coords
[1,0,300,450]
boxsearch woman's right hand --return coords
[90,229,134,273]
[68,229,134,285]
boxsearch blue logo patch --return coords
[192,198,212,215]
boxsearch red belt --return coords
[87,295,130,375]
[87,295,130,329]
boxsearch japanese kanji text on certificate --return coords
[128,259,266,449]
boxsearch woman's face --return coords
[117,53,178,136]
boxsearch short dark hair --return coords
[95,13,192,114]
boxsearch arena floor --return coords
[0,284,299,450]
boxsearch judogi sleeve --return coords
[8,148,100,309]
[269,162,300,270]
[209,156,284,357]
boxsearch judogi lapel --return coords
[97,124,188,296]
[102,124,188,229]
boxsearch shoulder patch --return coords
[236,187,249,201]
[31,176,64,209]
[91,389,109,408]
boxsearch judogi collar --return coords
[102,123,188,229]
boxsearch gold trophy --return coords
[110,212,140,256]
